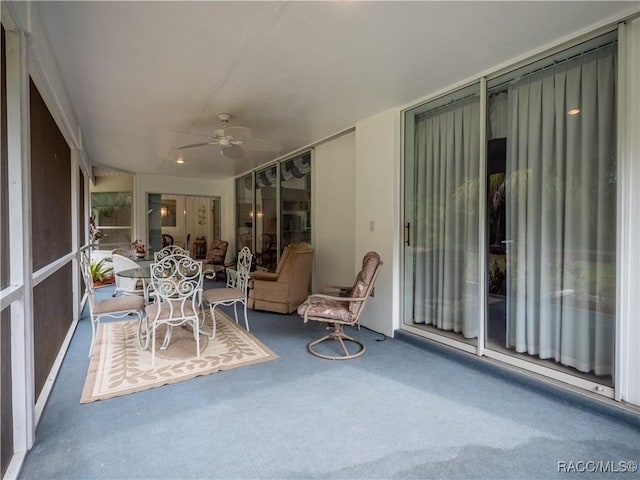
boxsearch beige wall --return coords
[90,174,133,193]
[313,132,356,290]
[354,109,400,337]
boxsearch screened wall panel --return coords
[1,306,13,478]
[33,264,73,397]
[30,79,71,271]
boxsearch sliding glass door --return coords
[486,34,617,385]
[404,32,617,390]
[404,83,481,346]
[147,194,221,258]
[235,152,312,272]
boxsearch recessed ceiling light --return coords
[176,158,184,164]
[568,109,580,115]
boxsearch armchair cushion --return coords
[350,280,368,316]
[299,297,353,323]
[252,271,280,282]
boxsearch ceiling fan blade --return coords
[224,126,252,141]
[170,130,214,139]
[177,142,214,150]
[222,144,244,159]
[244,138,281,153]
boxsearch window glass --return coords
[280,153,311,250]
[90,191,132,250]
[255,165,278,270]
[235,174,253,255]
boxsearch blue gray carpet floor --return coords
[18,284,640,479]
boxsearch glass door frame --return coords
[401,81,484,357]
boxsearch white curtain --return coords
[413,96,480,338]
[505,44,616,375]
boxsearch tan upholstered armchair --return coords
[248,242,315,314]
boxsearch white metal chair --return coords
[202,247,252,337]
[80,251,146,357]
[154,245,189,261]
[111,253,145,297]
[143,252,203,367]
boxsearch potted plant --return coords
[89,258,114,287]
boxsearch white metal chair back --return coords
[79,251,145,356]
[203,246,253,335]
[154,245,189,262]
[80,251,98,308]
[225,247,252,290]
[146,252,203,366]
[236,246,252,292]
[150,253,202,308]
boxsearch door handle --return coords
[405,222,411,247]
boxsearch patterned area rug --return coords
[80,310,277,403]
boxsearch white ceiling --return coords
[35,1,634,180]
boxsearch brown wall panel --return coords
[1,307,13,478]
[33,264,73,398]
[30,79,71,271]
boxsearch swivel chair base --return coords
[307,324,365,360]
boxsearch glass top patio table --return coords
[117,265,151,279]
[118,262,222,286]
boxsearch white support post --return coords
[5,26,35,453]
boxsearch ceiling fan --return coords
[175,113,281,160]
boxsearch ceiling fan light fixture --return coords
[217,112,232,124]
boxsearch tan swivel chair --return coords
[298,252,382,360]
[248,242,314,314]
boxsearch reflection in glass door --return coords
[255,165,278,271]
[235,174,254,255]
[148,194,221,258]
[280,153,311,249]
[148,193,162,253]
